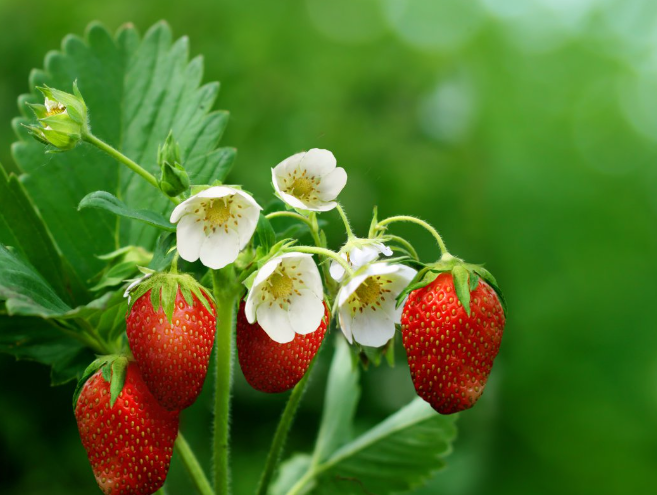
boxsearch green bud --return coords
[157,131,190,197]
[24,81,89,151]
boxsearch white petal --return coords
[295,256,324,299]
[257,303,296,344]
[338,309,354,344]
[317,167,347,201]
[273,152,306,177]
[233,189,262,210]
[375,243,393,257]
[351,308,395,347]
[199,229,240,269]
[329,254,348,282]
[337,272,369,307]
[176,214,204,263]
[251,256,284,290]
[350,246,380,268]
[278,190,311,210]
[170,196,201,223]
[197,185,238,199]
[244,286,260,323]
[288,291,324,335]
[300,148,336,176]
[303,200,337,212]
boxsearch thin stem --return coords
[377,215,449,256]
[82,132,179,205]
[212,268,239,495]
[335,203,355,239]
[287,470,315,495]
[256,359,317,495]
[293,246,353,276]
[386,234,420,261]
[175,432,214,495]
[265,211,314,230]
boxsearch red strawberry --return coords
[401,271,505,414]
[236,301,329,393]
[126,273,216,411]
[74,359,179,495]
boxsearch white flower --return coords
[44,97,65,115]
[170,186,261,269]
[245,253,325,344]
[329,242,393,282]
[337,263,417,348]
[272,148,347,212]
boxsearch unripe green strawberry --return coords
[236,301,329,393]
[401,271,505,414]
[125,273,216,411]
[74,359,179,495]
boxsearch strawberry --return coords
[236,301,329,393]
[125,273,216,411]
[74,357,179,495]
[400,262,506,414]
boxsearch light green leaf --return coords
[0,165,84,303]
[79,191,175,232]
[312,337,361,465]
[0,245,71,317]
[271,454,314,495]
[311,399,457,495]
[12,21,234,288]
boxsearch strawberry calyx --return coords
[72,354,130,410]
[396,253,507,316]
[124,271,214,323]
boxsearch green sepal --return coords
[125,271,215,323]
[101,361,112,382]
[452,265,471,316]
[109,357,128,408]
[157,131,190,197]
[72,356,109,409]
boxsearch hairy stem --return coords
[175,432,214,495]
[335,203,355,239]
[256,359,317,495]
[386,234,420,261]
[82,132,179,205]
[293,245,353,277]
[212,267,240,495]
[265,210,314,230]
[377,215,449,257]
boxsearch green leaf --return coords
[148,232,176,271]
[0,245,71,317]
[79,191,175,232]
[452,265,471,316]
[110,356,128,407]
[12,21,234,288]
[72,356,109,408]
[0,165,84,303]
[271,454,314,495]
[256,214,276,253]
[313,399,457,495]
[312,337,361,465]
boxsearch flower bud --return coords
[25,81,89,151]
[157,131,190,197]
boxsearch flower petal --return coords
[278,190,311,210]
[288,291,324,335]
[329,253,348,282]
[197,185,238,199]
[176,214,204,262]
[300,148,336,176]
[304,200,337,212]
[273,152,305,177]
[199,229,240,270]
[170,196,200,223]
[256,303,296,344]
[338,309,354,344]
[350,307,395,347]
[251,256,284,290]
[317,167,347,201]
[350,246,380,268]
[295,256,323,299]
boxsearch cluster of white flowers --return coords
[169,148,415,348]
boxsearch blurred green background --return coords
[1,0,656,494]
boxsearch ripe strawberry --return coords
[236,301,329,393]
[74,358,179,495]
[401,270,505,414]
[126,273,216,410]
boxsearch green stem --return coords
[82,132,179,205]
[287,470,315,495]
[377,215,449,257]
[335,203,355,239]
[386,234,420,261]
[265,211,314,230]
[175,432,214,495]
[293,246,353,277]
[212,268,240,495]
[256,359,317,495]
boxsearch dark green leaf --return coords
[0,245,71,317]
[148,232,176,271]
[256,214,276,253]
[452,265,471,316]
[79,191,175,232]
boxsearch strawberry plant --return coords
[0,21,506,495]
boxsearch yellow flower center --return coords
[269,272,294,299]
[205,199,231,225]
[46,106,65,117]
[355,278,381,307]
[289,177,316,199]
